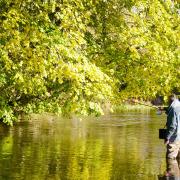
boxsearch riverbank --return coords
[112,104,154,113]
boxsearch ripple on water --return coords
[0,113,167,180]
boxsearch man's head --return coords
[167,90,180,106]
[168,94,177,105]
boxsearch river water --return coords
[0,112,168,180]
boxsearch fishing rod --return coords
[132,100,167,110]
[98,93,168,111]
[134,102,158,109]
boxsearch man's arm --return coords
[165,111,177,144]
[158,106,169,114]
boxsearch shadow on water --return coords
[0,112,172,180]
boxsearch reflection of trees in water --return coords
[0,125,13,179]
[0,125,11,153]
[0,114,167,179]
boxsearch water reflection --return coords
[0,112,167,179]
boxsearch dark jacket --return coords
[166,99,180,142]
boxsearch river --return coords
[0,112,168,180]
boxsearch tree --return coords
[0,0,115,125]
[0,0,179,125]
[86,0,180,101]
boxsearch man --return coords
[161,94,180,178]
[165,94,180,159]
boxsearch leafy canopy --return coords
[0,0,179,125]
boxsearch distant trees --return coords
[0,0,179,125]
[86,0,180,99]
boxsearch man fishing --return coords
[161,94,180,177]
[164,94,180,159]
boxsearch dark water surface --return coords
[0,112,167,180]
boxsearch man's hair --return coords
[172,90,180,96]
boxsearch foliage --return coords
[0,0,114,125]
[86,0,180,101]
[0,0,180,125]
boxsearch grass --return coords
[112,103,154,113]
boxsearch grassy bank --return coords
[112,104,154,113]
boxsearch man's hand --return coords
[164,139,169,145]
[156,108,162,115]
